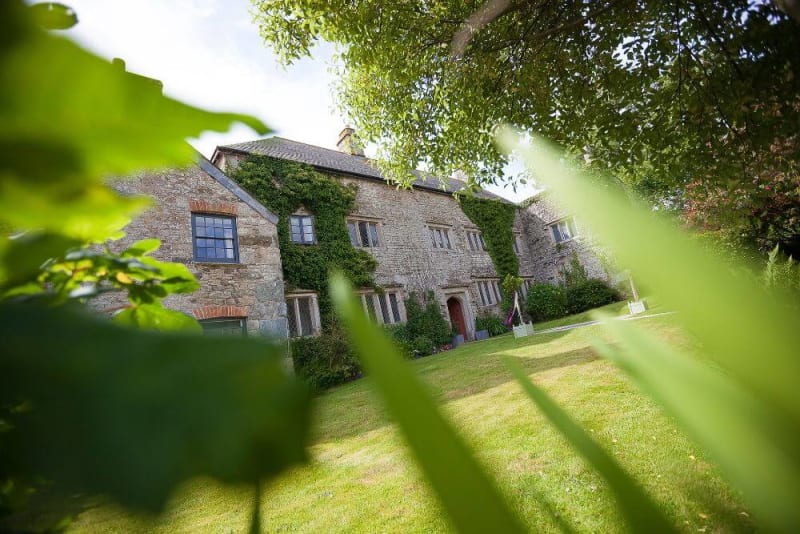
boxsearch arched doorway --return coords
[447,297,467,339]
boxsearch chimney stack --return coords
[336,127,364,157]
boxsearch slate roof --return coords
[195,153,279,224]
[214,137,507,202]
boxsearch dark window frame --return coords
[200,317,247,336]
[191,213,240,263]
[290,214,316,245]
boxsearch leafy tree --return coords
[253,0,800,251]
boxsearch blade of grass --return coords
[593,316,800,532]
[330,271,525,534]
[497,130,800,532]
[498,130,800,425]
[503,356,675,533]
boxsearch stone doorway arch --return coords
[447,296,467,340]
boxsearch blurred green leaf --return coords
[29,2,78,30]
[113,303,201,332]
[122,238,161,258]
[499,129,800,532]
[593,318,800,532]
[504,356,675,533]
[0,233,80,290]
[0,0,270,238]
[139,257,199,294]
[0,303,310,512]
[330,272,525,534]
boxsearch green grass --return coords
[67,315,751,533]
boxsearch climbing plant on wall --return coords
[458,196,519,280]
[230,155,377,322]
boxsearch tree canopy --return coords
[253,0,800,251]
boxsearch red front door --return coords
[447,297,467,339]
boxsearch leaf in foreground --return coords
[498,130,800,532]
[0,304,310,512]
[330,272,525,534]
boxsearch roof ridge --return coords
[224,135,454,181]
[217,136,508,202]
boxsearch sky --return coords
[62,0,535,202]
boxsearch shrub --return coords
[475,315,508,337]
[291,323,361,390]
[526,283,568,321]
[405,291,452,347]
[565,278,620,315]
[384,323,413,357]
[411,335,434,356]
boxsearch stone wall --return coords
[520,193,609,284]
[335,174,534,338]
[93,160,287,338]
[216,150,541,339]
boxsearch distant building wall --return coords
[93,160,287,338]
[520,194,609,284]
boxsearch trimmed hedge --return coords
[526,283,568,321]
[526,279,620,321]
[565,279,620,314]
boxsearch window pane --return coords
[492,281,501,303]
[443,230,451,249]
[201,319,245,336]
[286,299,298,337]
[298,297,313,336]
[478,283,487,305]
[378,294,390,323]
[430,228,437,247]
[552,224,562,242]
[389,293,400,323]
[348,222,358,246]
[567,218,577,237]
[559,221,572,240]
[369,223,379,246]
[359,221,370,248]
[193,214,238,262]
[435,229,444,249]
[365,295,378,321]
[290,217,300,232]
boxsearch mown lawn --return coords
[68,315,752,533]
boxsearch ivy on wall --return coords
[230,155,377,322]
[458,196,519,280]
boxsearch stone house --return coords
[101,130,607,344]
[519,192,610,284]
[210,128,599,342]
[95,155,287,338]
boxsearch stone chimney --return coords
[336,127,364,157]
